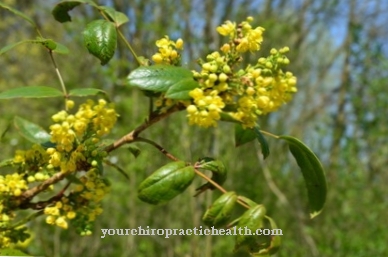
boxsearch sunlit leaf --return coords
[0,86,63,99]
[83,19,117,65]
[98,6,129,27]
[14,116,51,144]
[127,65,195,93]
[52,0,97,23]
[279,135,327,218]
[138,161,195,205]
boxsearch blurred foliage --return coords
[0,0,387,256]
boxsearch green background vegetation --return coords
[0,0,387,256]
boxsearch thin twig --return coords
[105,106,183,152]
[48,51,67,97]
[259,129,279,139]
[4,210,44,231]
[135,137,179,161]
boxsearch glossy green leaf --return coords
[195,157,227,196]
[0,3,36,27]
[279,135,327,218]
[235,125,270,158]
[0,39,60,55]
[203,192,237,228]
[127,65,195,93]
[83,19,117,65]
[98,6,129,27]
[14,116,51,144]
[52,0,97,23]
[234,205,267,252]
[0,86,63,99]
[165,78,199,100]
[69,88,107,97]
[138,161,195,205]
[0,248,29,256]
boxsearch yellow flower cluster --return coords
[0,173,28,197]
[186,17,297,128]
[217,17,265,53]
[152,36,184,65]
[44,198,76,229]
[44,168,109,232]
[186,88,225,127]
[50,99,117,152]
[0,99,117,238]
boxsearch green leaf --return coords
[83,19,117,65]
[0,248,29,256]
[237,196,259,208]
[257,216,282,255]
[165,78,199,100]
[0,159,14,169]
[14,116,51,144]
[127,65,195,93]
[0,39,61,55]
[0,86,63,99]
[0,3,36,27]
[203,192,237,228]
[98,6,129,27]
[52,0,97,23]
[53,42,70,54]
[138,161,195,205]
[234,205,267,252]
[235,123,256,147]
[195,157,227,196]
[219,112,240,123]
[279,135,327,218]
[234,125,270,158]
[69,88,107,97]
[254,127,270,159]
[127,145,141,158]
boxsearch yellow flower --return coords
[55,216,68,229]
[216,21,236,36]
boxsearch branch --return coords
[105,105,184,152]
[16,171,68,208]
